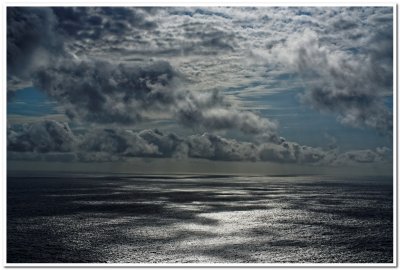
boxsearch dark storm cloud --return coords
[7,7,64,77]
[7,120,74,153]
[34,59,179,125]
[51,7,157,40]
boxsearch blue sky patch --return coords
[7,87,59,116]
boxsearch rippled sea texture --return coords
[7,175,393,263]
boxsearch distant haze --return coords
[7,158,393,177]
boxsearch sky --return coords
[6,6,394,175]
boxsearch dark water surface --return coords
[7,175,393,263]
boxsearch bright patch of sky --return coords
[7,87,59,117]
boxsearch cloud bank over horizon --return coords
[7,119,391,167]
[7,7,393,168]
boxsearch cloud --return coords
[269,27,392,133]
[7,120,74,153]
[43,7,245,61]
[77,129,327,163]
[137,129,183,156]
[7,120,391,166]
[44,7,240,60]
[332,147,391,166]
[186,133,258,161]
[78,128,176,158]
[34,59,180,124]
[180,21,238,53]
[7,7,64,77]
[51,7,157,41]
[7,7,393,167]
[175,92,278,137]
[33,58,278,138]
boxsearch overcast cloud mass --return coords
[7,7,393,170]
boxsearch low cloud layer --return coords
[7,120,391,166]
[7,120,74,153]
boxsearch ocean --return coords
[7,174,393,263]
